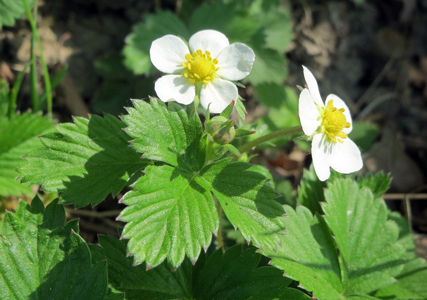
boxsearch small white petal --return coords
[326,94,353,134]
[311,134,332,181]
[200,78,237,114]
[299,89,321,136]
[329,138,363,174]
[150,35,189,74]
[189,30,229,58]
[302,66,324,107]
[155,75,195,105]
[216,43,255,81]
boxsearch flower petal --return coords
[150,35,189,74]
[299,88,321,136]
[311,134,332,181]
[302,66,324,107]
[155,75,196,105]
[216,43,255,81]
[200,78,237,114]
[189,30,229,58]
[329,138,363,174]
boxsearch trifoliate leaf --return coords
[356,172,391,199]
[90,236,311,300]
[0,0,35,29]
[0,112,54,196]
[268,178,407,300]
[373,258,427,299]
[123,11,189,75]
[19,114,146,207]
[119,99,287,268]
[0,196,108,299]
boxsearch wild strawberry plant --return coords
[1,5,426,299]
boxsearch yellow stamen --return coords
[320,100,350,143]
[181,48,219,84]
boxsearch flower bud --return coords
[205,116,235,145]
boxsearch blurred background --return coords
[1,0,426,257]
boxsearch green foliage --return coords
[373,258,427,299]
[0,112,53,196]
[19,114,147,207]
[247,85,300,148]
[0,79,8,117]
[0,0,35,29]
[268,178,406,299]
[357,172,391,199]
[0,196,108,299]
[348,121,379,153]
[118,98,287,268]
[90,235,311,299]
[297,165,326,214]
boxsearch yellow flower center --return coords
[181,49,219,84]
[320,100,351,143]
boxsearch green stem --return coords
[29,2,39,112]
[22,0,52,116]
[216,202,224,250]
[237,126,303,154]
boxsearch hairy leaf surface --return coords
[91,236,311,300]
[0,196,107,299]
[0,112,53,196]
[19,114,146,207]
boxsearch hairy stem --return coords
[216,202,224,250]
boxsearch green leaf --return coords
[19,114,146,207]
[205,160,286,251]
[0,0,35,29]
[244,48,287,85]
[356,172,391,199]
[268,178,406,299]
[321,179,404,295]
[0,196,108,299]
[248,0,293,53]
[91,236,311,300]
[387,210,415,260]
[348,121,379,153]
[123,11,189,75]
[0,112,54,196]
[373,258,427,299]
[122,98,205,169]
[119,164,218,268]
[193,245,312,300]
[90,235,194,299]
[297,165,326,214]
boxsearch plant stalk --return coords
[216,202,224,251]
[237,126,303,154]
[22,0,52,116]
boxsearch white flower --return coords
[150,30,255,113]
[298,66,363,181]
